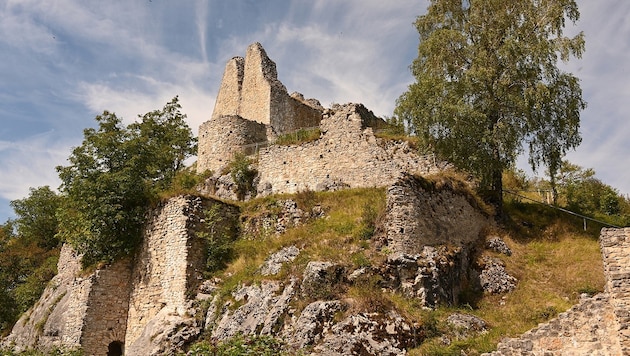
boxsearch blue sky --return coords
[0,0,628,222]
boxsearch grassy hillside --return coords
[192,187,605,355]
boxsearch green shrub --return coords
[198,205,238,275]
[186,334,287,356]
[227,153,258,200]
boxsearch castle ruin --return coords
[198,42,447,197]
[197,42,323,174]
[4,42,630,355]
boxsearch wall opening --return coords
[107,341,124,356]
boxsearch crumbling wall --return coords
[198,42,322,175]
[80,258,133,355]
[483,228,630,355]
[376,174,490,307]
[2,246,132,355]
[197,115,267,174]
[125,196,240,355]
[125,196,204,349]
[381,174,489,254]
[256,104,448,196]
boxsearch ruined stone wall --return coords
[80,258,133,356]
[256,103,448,196]
[197,115,268,174]
[483,228,630,355]
[599,227,630,353]
[209,42,321,132]
[211,57,244,120]
[381,174,489,254]
[269,92,322,134]
[125,196,204,348]
[3,246,133,355]
[124,196,240,354]
[199,42,322,175]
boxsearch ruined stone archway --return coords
[107,341,124,356]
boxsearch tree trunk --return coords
[491,166,504,220]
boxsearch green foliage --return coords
[356,201,380,240]
[227,153,258,200]
[10,187,61,249]
[55,97,197,266]
[198,205,238,275]
[396,0,586,211]
[159,168,213,199]
[0,347,83,356]
[186,334,287,356]
[274,128,321,146]
[0,216,59,335]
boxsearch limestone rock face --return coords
[259,246,300,276]
[383,246,472,308]
[287,300,345,348]
[478,256,517,294]
[445,313,488,341]
[211,279,297,340]
[313,312,421,356]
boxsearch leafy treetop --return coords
[396,0,586,214]
[56,96,197,266]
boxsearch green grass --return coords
[274,128,321,146]
[196,185,605,356]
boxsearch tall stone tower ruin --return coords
[197,42,323,174]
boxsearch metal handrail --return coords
[503,189,622,229]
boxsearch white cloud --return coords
[0,132,70,202]
[76,79,214,136]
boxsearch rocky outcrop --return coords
[205,256,422,356]
[478,257,517,294]
[312,311,420,355]
[377,174,492,307]
[241,199,325,237]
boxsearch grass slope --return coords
[197,187,604,355]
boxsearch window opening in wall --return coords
[107,341,124,356]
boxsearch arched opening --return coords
[107,341,124,356]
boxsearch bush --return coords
[186,334,287,356]
[198,205,238,275]
[274,128,321,146]
[227,153,258,200]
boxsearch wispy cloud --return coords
[0,132,71,202]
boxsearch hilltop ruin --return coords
[3,42,629,355]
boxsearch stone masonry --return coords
[3,245,132,355]
[198,42,323,174]
[3,195,239,356]
[255,103,449,196]
[125,196,239,354]
[484,227,630,355]
[198,43,449,197]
